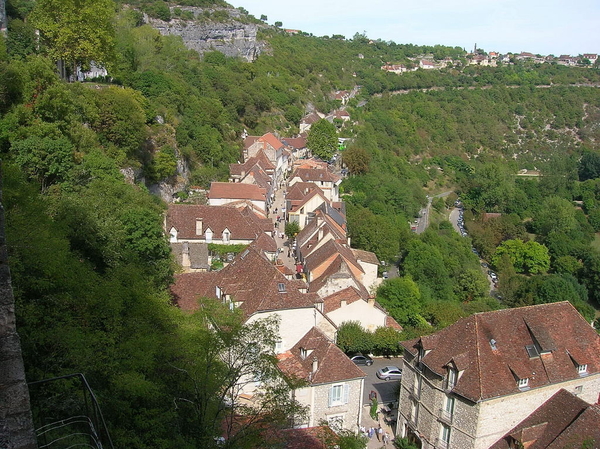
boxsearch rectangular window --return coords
[444,396,455,415]
[329,384,349,407]
[447,368,457,390]
[578,364,588,374]
[439,423,451,447]
[518,377,529,389]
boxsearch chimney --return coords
[340,300,347,307]
[182,242,190,268]
[312,357,318,374]
[368,297,375,306]
[195,218,202,235]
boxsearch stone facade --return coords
[295,377,364,431]
[399,336,600,449]
[0,0,6,32]
[0,176,37,449]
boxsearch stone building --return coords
[397,302,600,449]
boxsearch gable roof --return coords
[208,182,266,202]
[258,132,285,151]
[170,246,320,318]
[281,137,307,150]
[166,204,264,240]
[322,286,365,314]
[278,327,365,384]
[280,426,337,449]
[305,239,364,277]
[490,389,600,449]
[291,167,340,184]
[400,302,600,403]
[351,248,379,266]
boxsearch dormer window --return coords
[517,377,529,389]
[277,283,286,293]
[446,368,457,390]
[577,364,588,375]
[223,229,230,243]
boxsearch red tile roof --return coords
[208,182,266,202]
[291,167,340,184]
[401,302,600,402]
[259,132,285,151]
[278,327,366,384]
[305,239,364,277]
[170,246,319,318]
[281,137,307,149]
[322,286,365,314]
[166,204,264,240]
[280,426,337,449]
[490,389,600,449]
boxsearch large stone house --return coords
[397,302,600,449]
[278,327,366,431]
[288,167,341,202]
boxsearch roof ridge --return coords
[475,314,483,401]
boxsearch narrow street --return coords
[269,184,297,272]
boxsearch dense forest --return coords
[2,0,600,447]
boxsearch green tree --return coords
[492,239,550,274]
[30,0,116,76]
[307,119,337,161]
[454,268,489,302]
[376,276,423,326]
[336,321,372,354]
[284,221,300,238]
[11,135,74,190]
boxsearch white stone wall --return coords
[327,300,387,332]
[246,308,335,353]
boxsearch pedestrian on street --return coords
[368,427,374,439]
[383,431,390,446]
[377,425,382,441]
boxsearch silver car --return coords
[376,366,402,381]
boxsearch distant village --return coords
[382,50,599,74]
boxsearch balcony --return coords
[438,408,454,424]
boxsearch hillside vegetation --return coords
[2,0,600,446]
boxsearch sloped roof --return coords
[322,286,365,314]
[170,242,209,270]
[170,247,319,318]
[208,182,266,202]
[291,167,340,184]
[259,132,285,151]
[352,248,379,265]
[286,182,323,201]
[278,327,365,384]
[281,137,307,150]
[166,204,263,240]
[280,426,336,449]
[252,232,278,253]
[490,389,600,449]
[305,239,364,276]
[400,302,600,403]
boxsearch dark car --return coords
[376,366,402,381]
[349,354,373,366]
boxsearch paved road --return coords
[415,191,453,234]
[361,357,403,406]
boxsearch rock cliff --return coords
[146,7,269,62]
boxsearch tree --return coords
[454,268,489,302]
[284,221,300,238]
[336,321,372,354]
[30,0,116,77]
[491,239,550,274]
[307,119,337,161]
[342,146,370,175]
[11,135,74,190]
[376,276,423,326]
[274,21,283,28]
[173,301,308,448]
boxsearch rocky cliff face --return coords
[147,7,269,62]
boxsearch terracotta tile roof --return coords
[278,327,366,384]
[251,232,278,253]
[300,112,322,125]
[281,137,307,149]
[259,132,285,151]
[166,204,264,240]
[286,182,323,201]
[170,271,221,310]
[170,247,318,318]
[386,315,403,330]
[288,188,328,213]
[400,302,600,402]
[253,149,276,170]
[244,165,271,190]
[305,239,364,277]
[243,135,260,150]
[322,286,365,314]
[352,248,379,265]
[208,182,266,202]
[291,167,340,184]
[490,389,600,449]
[308,254,369,299]
[294,158,329,170]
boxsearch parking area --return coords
[360,357,403,406]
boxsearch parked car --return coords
[349,353,374,366]
[376,366,402,381]
[382,271,389,279]
[481,262,488,268]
